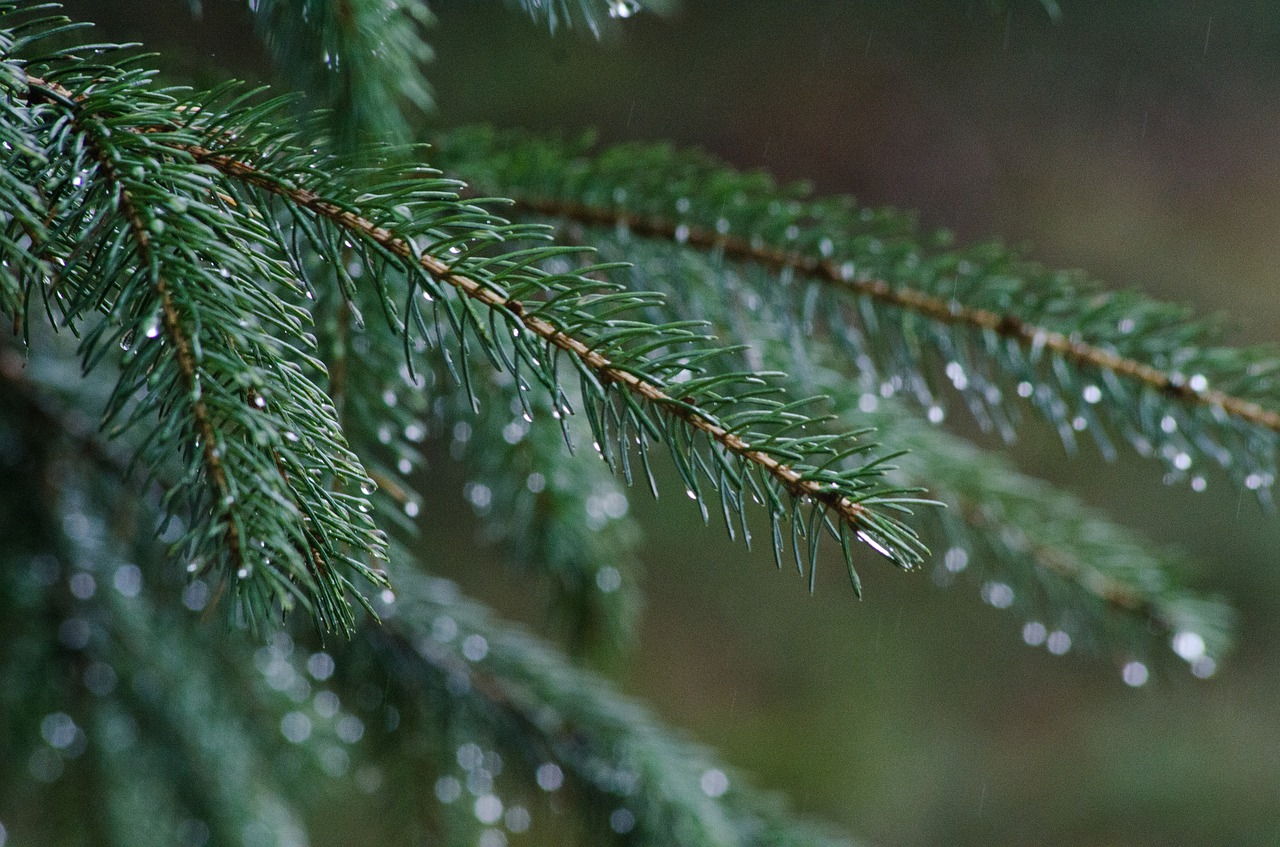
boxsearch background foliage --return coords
[5,1,1280,845]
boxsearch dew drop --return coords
[1172,631,1206,661]
[1046,630,1072,655]
[608,0,640,19]
[943,547,968,573]
[700,768,729,797]
[610,808,636,834]
[1121,661,1149,687]
[536,762,564,791]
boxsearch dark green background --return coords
[61,2,1280,844]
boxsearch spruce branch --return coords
[4,36,390,632]
[568,221,1234,669]
[248,0,434,150]
[148,124,933,575]
[433,129,1280,496]
[7,18,931,602]
[351,571,863,847]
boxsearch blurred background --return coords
[60,1,1280,844]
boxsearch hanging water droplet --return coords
[674,224,690,244]
[1172,631,1206,661]
[1121,661,1149,687]
[608,0,640,19]
[1046,630,1071,655]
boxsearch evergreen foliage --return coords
[0,1,1269,844]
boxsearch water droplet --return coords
[1082,384,1102,404]
[1046,630,1072,655]
[69,571,96,600]
[981,581,1014,608]
[404,500,420,518]
[1121,661,1149,687]
[474,795,503,825]
[526,472,547,493]
[435,775,463,803]
[596,566,622,593]
[462,634,489,662]
[926,405,945,424]
[1160,415,1178,434]
[674,224,690,244]
[1016,381,1033,398]
[943,547,968,573]
[280,711,312,743]
[609,808,636,834]
[1022,621,1047,646]
[1189,373,1208,392]
[685,488,698,500]
[536,763,564,791]
[505,806,531,833]
[1173,452,1192,471]
[1191,656,1216,678]
[466,483,493,510]
[700,768,729,797]
[608,0,640,19]
[1172,631,1206,661]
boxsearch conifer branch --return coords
[357,571,863,847]
[515,195,1280,437]
[434,129,1280,494]
[187,144,889,530]
[156,137,931,574]
[570,226,1234,667]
